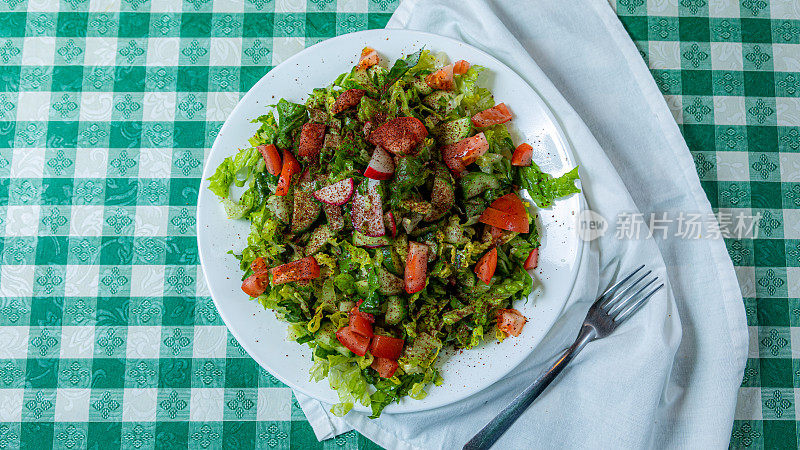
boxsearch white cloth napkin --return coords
[296,1,748,448]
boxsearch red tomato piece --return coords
[524,248,539,270]
[276,149,301,196]
[441,132,488,174]
[368,117,429,155]
[258,144,283,176]
[250,257,267,272]
[370,357,399,378]
[511,143,533,167]
[471,103,513,127]
[349,313,374,338]
[241,271,269,297]
[298,123,326,158]
[332,88,366,115]
[350,305,375,323]
[489,193,528,217]
[453,60,470,75]
[478,207,529,233]
[404,241,429,294]
[358,47,379,70]
[425,64,454,91]
[336,327,370,356]
[474,247,498,285]
[270,256,320,285]
[496,308,528,337]
[369,335,404,360]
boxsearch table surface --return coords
[0,0,794,448]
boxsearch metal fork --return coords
[463,265,664,450]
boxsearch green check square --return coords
[0,125,11,148]
[190,422,224,448]
[785,240,800,267]
[758,326,792,358]
[225,358,258,387]
[125,359,159,388]
[56,12,88,37]
[761,389,795,419]
[15,121,47,148]
[765,422,798,447]
[54,37,85,65]
[239,66,269,91]
[165,236,198,265]
[83,66,114,91]
[53,423,88,450]
[172,122,206,148]
[96,293,130,324]
[741,18,772,43]
[156,390,191,421]
[0,38,22,64]
[773,19,800,44]
[159,358,192,388]
[41,178,74,204]
[172,148,204,176]
[29,296,63,326]
[682,96,714,124]
[164,266,196,296]
[62,297,96,325]
[337,13,368,36]
[0,65,19,92]
[226,331,247,358]
[257,422,290,449]
[754,209,784,239]
[751,182,782,209]
[750,153,781,181]
[648,16,679,40]
[114,66,146,92]
[778,126,800,152]
[753,237,786,269]
[117,39,147,65]
[161,296,194,326]
[105,178,139,206]
[209,66,239,91]
[122,423,157,449]
[118,12,149,37]
[755,266,787,297]
[306,12,337,38]
[38,206,70,235]
[242,14,274,38]
[681,70,712,95]
[194,298,220,326]
[742,43,773,71]
[679,17,709,41]
[716,125,748,151]
[180,13,212,37]
[138,178,169,205]
[274,13,305,37]
[44,148,77,177]
[47,121,79,148]
[0,423,20,449]
[50,93,80,120]
[50,66,83,91]
[142,122,174,147]
[775,72,800,97]
[94,326,127,357]
[109,122,143,150]
[177,66,209,92]
[67,236,101,265]
[8,178,41,205]
[22,389,56,421]
[179,38,210,65]
[0,360,25,388]
[146,67,178,91]
[58,359,92,388]
[0,178,7,204]
[244,0,274,13]
[183,0,212,12]
[258,366,286,388]
[91,358,126,388]
[161,327,194,358]
[223,389,257,420]
[100,235,134,265]
[307,0,337,12]
[25,358,58,388]
[730,421,764,447]
[744,71,776,97]
[0,297,30,325]
[4,237,35,265]
[692,150,716,180]
[28,327,60,358]
[98,265,132,296]
[128,297,163,325]
[748,126,778,153]
[740,0,770,18]
[112,92,144,121]
[212,13,242,37]
[223,421,256,447]
[168,177,199,206]
[289,420,318,447]
[35,236,69,265]
[26,12,58,37]
[33,265,65,297]
[150,12,181,37]
[760,356,793,387]
[368,13,393,30]
[168,206,197,235]
[784,183,800,209]
[21,423,53,447]
[13,66,45,91]
[132,236,167,265]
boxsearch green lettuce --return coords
[274,99,308,149]
[519,164,581,207]
[207,146,262,199]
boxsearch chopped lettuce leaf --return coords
[519,164,581,208]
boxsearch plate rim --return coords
[197,28,586,414]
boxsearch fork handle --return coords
[463,326,596,450]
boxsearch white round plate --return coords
[197,29,584,414]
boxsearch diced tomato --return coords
[369,335,404,360]
[358,47,379,70]
[425,64,454,91]
[511,143,533,167]
[489,193,528,217]
[474,247,498,285]
[332,88,366,115]
[298,123,326,158]
[276,149,301,196]
[349,313,374,338]
[241,271,269,297]
[441,132,489,174]
[471,103,513,127]
[258,144,282,176]
[270,256,320,285]
[404,241,428,294]
[524,247,539,270]
[370,357,399,378]
[336,327,370,356]
[349,306,375,323]
[368,117,429,155]
[496,308,527,337]
[453,60,470,75]
[250,257,267,272]
[478,207,529,233]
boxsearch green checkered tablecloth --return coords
[0,0,795,447]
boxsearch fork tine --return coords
[613,282,664,323]
[607,275,657,316]
[598,264,645,307]
[603,270,652,313]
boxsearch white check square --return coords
[55,389,91,422]
[126,326,162,359]
[60,326,96,359]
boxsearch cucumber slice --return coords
[268,194,292,224]
[222,198,248,220]
[385,296,407,325]
[316,321,350,356]
[425,171,455,221]
[411,77,433,96]
[400,199,433,215]
[291,188,321,233]
[460,172,501,199]
[353,231,390,248]
[464,198,486,218]
[436,117,472,145]
[306,225,333,256]
[377,267,404,296]
[380,247,403,276]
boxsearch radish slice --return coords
[313,178,354,206]
[351,179,385,237]
[383,212,396,238]
[364,146,395,180]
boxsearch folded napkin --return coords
[297,1,748,448]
